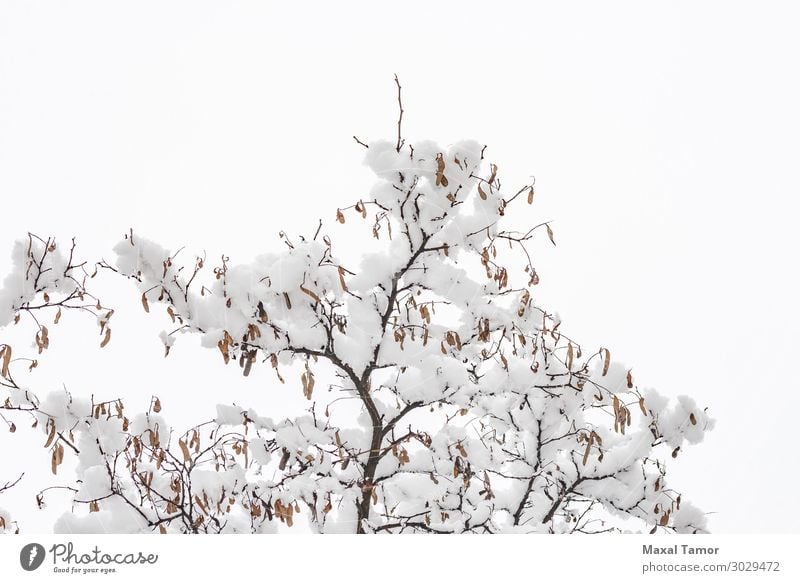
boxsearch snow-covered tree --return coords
[1,110,713,534]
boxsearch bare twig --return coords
[0,473,24,495]
[394,74,404,153]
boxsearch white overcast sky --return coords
[1,0,799,533]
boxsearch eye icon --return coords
[19,543,46,571]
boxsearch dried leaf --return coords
[488,164,498,185]
[178,439,192,463]
[300,283,320,303]
[545,224,556,245]
[301,364,315,400]
[44,420,56,449]
[257,301,268,323]
[217,339,230,364]
[50,443,64,475]
[243,350,255,377]
[601,348,611,376]
[435,153,448,187]
[0,345,10,379]
[141,292,150,313]
[100,327,111,348]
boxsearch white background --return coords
[1,0,799,534]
